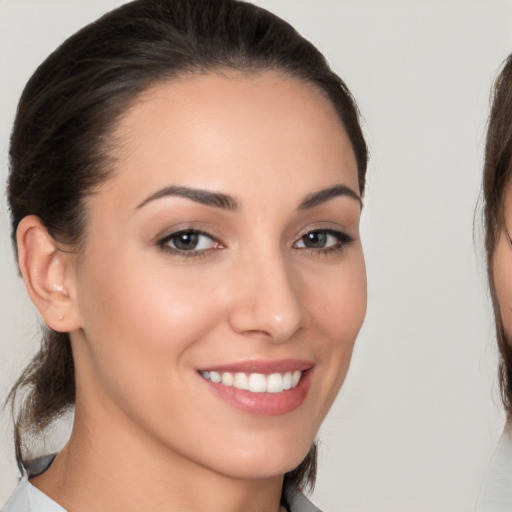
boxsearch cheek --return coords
[301,249,366,392]
[72,249,235,443]
[73,247,227,390]
[294,249,366,427]
[308,251,367,348]
[78,245,220,332]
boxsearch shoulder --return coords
[289,491,324,512]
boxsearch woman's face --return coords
[493,183,512,333]
[67,71,366,479]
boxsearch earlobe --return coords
[16,215,82,332]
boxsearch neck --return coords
[31,401,284,512]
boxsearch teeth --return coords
[221,372,234,386]
[209,371,221,383]
[248,373,267,392]
[233,372,249,390]
[267,373,283,393]
[283,372,292,390]
[201,370,302,393]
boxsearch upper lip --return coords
[197,359,313,374]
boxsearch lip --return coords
[197,359,314,416]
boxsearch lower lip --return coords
[200,370,312,416]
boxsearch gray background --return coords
[1,1,511,510]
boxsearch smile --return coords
[198,360,313,415]
[200,370,302,393]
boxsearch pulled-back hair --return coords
[483,55,512,418]
[7,0,367,505]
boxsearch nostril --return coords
[242,328,274,339]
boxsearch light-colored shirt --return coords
[476,419,512,512]
[1,455,322,512]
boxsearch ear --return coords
[16,215,82,333]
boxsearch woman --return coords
[478,56,512,510]
[2,0,368,511]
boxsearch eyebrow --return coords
[136,186,238,211]
[299,184,362,209]
[136,183,361,212]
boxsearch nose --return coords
[227,251,306,343]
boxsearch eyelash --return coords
[156,228,354,259]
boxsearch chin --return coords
[207,434,315,480]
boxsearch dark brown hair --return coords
[7,0,368,505]
[483,55,512,417]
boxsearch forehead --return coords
[96,70,358,209]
